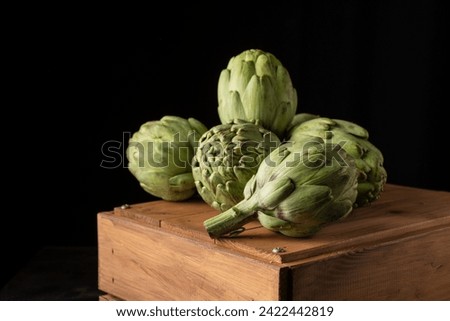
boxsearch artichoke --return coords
[217,49,298,138]
[192,119,281,212]
[126,115,208,201]
[204,136,359,238]
[287,114,387,206]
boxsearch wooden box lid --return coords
[111,184,450,265]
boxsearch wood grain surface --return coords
[113,184,450,263]
[98,184,450,300]
[98,214,285,300]
[291,226,450,300]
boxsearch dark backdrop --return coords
[2,1,448,288]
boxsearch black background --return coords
[2,1,448,288]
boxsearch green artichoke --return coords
[192,119,280,212]
[204,136,359,238]
[287,114,387,206]
[217,49,298,138]
[126,115,208,201]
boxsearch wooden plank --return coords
[290,225,450,300]
[108,184,450,264]
[214,184,450,263]
[114,196,215,228]
[98,212,284,301]
[159,212,220,242]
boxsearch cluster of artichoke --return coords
[126,49,387,238]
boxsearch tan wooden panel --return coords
[215,184,450,263]
[290,226,450,300]
[112,184,450,264]
[113,196,216,228]
[98,212,284,301]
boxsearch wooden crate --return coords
[97,184,450,300]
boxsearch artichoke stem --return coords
[204,199,259,238]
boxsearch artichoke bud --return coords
[218,49,297,138]
[126,115,207,201]
[287,115,387,207]
[203,137,360,238]
[192,120,281,211]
